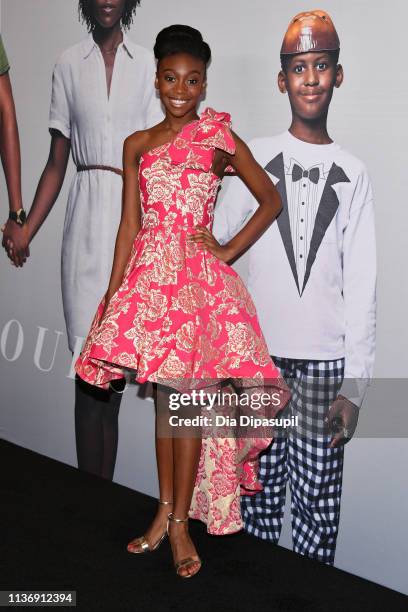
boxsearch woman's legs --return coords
[74,351,125,480]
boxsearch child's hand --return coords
[325,395,359,448]
[188,226,234,263]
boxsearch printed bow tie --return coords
[292,164,320,184]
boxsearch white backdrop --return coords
[1,0,407,595]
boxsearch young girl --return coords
[75,24,290,578]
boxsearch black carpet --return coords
[1,440,407,612]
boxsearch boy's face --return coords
[278,51,343,121]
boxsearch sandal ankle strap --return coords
[168,512,189,523]
[158,500,173,505]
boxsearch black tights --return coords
[73,357,125,480]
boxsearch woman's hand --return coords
[1,220,30,267]
[188,226,234,262]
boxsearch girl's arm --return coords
[102,135,142,309]
[190,133,282,262]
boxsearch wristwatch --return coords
[9,208,27,226]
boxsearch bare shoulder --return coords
[124,130,150,159]
[124,123,166,161]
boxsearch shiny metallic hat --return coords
[280,10,340,55]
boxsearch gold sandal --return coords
[126,500,172,554]
[167,512,202,578]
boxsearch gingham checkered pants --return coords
[241,356,345,565]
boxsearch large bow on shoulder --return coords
[168,107,236,173]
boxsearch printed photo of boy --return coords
[214,10,376,565]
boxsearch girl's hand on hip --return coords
[188,226,233,263]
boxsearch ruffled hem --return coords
[188,435,272,535]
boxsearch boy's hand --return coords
[325,394,359,448]
[188,226,234,262]
[1,220,30,267]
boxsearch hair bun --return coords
[154,24,211,65]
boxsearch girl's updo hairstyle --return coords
[154,25,211,66]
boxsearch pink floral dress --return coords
[75,107,290,534]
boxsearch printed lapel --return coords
[265,153,300,293]
[301,162,350,295]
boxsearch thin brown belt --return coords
[76,164,123,177]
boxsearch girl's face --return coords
[92,0,126,29]
[155,53,207,119]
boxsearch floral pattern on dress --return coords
[75,107,290,535]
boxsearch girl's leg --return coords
[127,383,203,577]
[127,384,174,551]
[168,436,202,577]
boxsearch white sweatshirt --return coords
[213,131,376,406]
